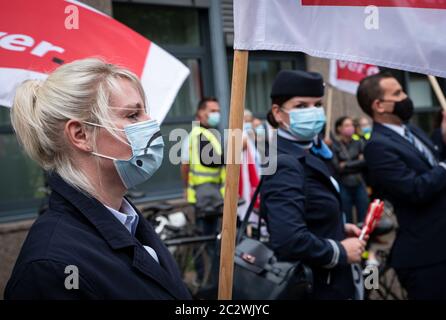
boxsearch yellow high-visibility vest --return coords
[352,132,371,141]
[187,126,225,204]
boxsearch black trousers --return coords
[395,261,446,300]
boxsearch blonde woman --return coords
[4,58,191,300]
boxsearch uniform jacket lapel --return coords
[277,136,341,199]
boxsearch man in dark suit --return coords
[356,72,446,299]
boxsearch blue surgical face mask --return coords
[255,125,266,137]
[243,122,253,132]
[362,126,372,134]
[207,112,220,128]
[85,119,164,189]
[284,106,326,141]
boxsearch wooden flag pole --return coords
[324,85,334,141]
[428,75,446,111]
[218,50,249,300]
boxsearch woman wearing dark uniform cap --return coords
[261,70,366,299]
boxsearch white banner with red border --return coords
[0,0,189,122]
[234,0,446,77]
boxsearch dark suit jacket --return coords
[364,122,446,269]
[260,135,354,299]
[431,128,446,161]
[4,173,192,300]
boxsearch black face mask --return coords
[381,97,414,122]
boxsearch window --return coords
[408,73,438,109]
[167,59,203,119]
[228,52,306,118]
[406,73,444,135]
[113,4,201,46]
[0,108,46,222]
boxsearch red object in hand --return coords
[359,199,385,241]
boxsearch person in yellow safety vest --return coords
[180,97,225,286]
[181,97,225,206]
[352,116,372,142]
[185,122,226,205]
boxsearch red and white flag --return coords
[238,137,261,223]
[0,0,189,122]
[234,0,446,77]
[329,60,379,95]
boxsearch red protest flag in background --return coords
[238,137,261,223]
[329,60,379,95]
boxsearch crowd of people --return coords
[181,70,446,300]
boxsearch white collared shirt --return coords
[381,123,405,137]
[106,199,159,264]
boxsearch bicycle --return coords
[140,201,220,297]
[142,199,249,299]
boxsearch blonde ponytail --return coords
[11,80,54,169]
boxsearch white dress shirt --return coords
[382,123,446,170]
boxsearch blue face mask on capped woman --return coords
[84,119,164,189]
[283,106,326,141]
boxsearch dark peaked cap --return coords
[270,70,325,98]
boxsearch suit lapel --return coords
[131,245,185,299]
[130,200,189,299]
[374,123,434,167]
[409,124,439,156]
[304,153,341,200]
[389,130,426,160]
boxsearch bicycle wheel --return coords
[163,234,218,297]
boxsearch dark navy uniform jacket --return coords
[364,123,446,269]
[4,173,192,300]
[261,134,354,300]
